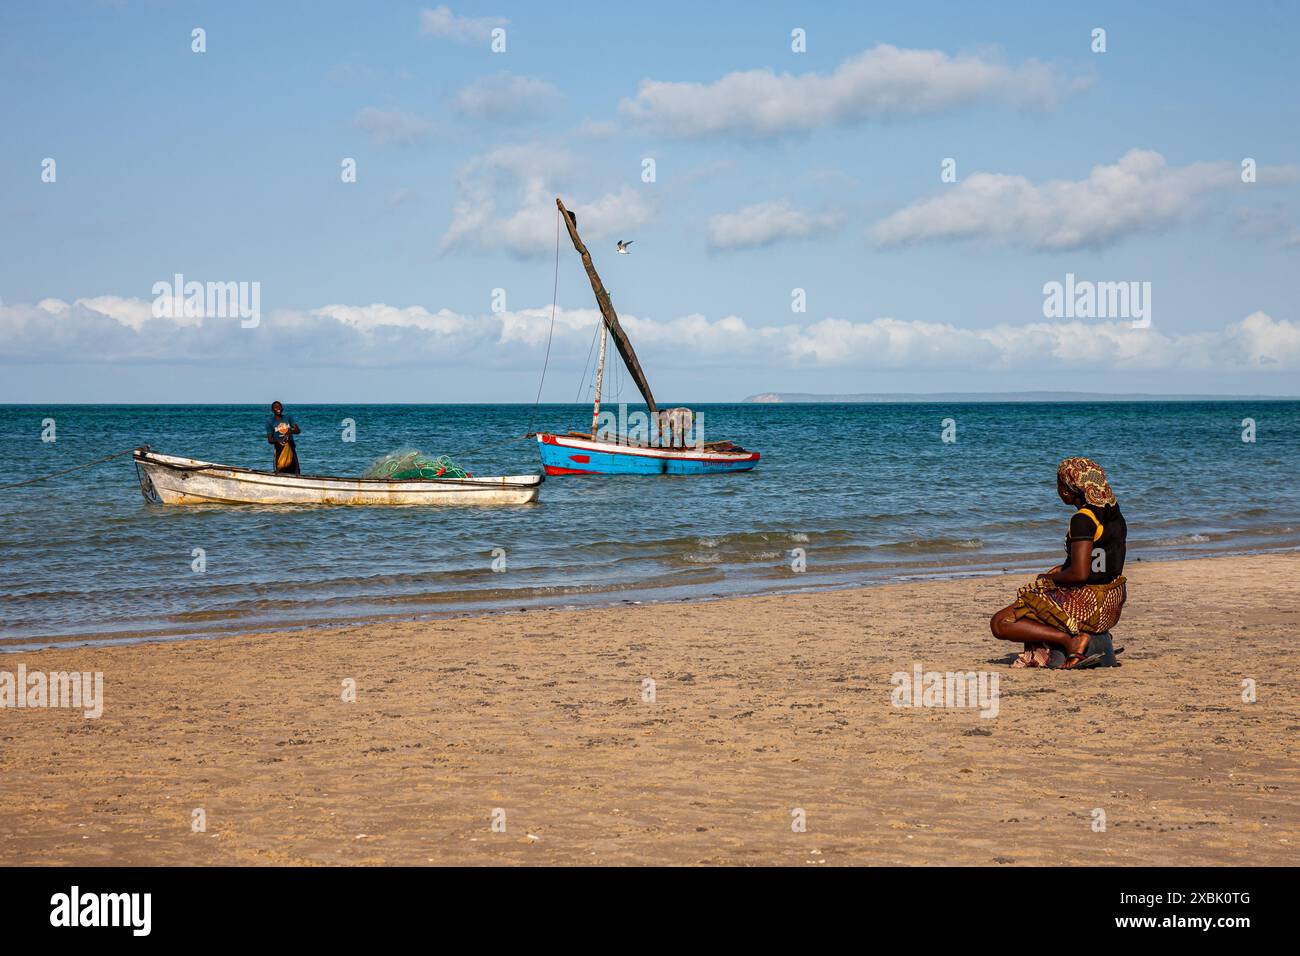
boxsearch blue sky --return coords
[2,0,1298,402]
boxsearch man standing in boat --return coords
[660,407,696,448]
[266,400,302,474]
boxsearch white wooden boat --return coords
[133,447,541,506]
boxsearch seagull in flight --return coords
[616,239,634,254]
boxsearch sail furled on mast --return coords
[555,198,658,415]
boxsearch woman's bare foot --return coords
[1059,632,1097,669]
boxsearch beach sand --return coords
[2,553,1296,866]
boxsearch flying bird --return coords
[616,239,634,254]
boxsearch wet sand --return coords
[1,552,1296,866]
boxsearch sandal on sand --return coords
[1055,632,1123,670]
[1059,651,1105,670]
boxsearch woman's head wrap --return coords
[1058,457,1117,508]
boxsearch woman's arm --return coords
[1045,539,1093,585]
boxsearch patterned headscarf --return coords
[1057,457,1117,508]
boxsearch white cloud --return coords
[708,200,843,251]
[354,106,438,148]
[870,150,1300,251]
[1234,204,1300,248]
[454,73,560,121]
[77,295,200,331]
[619,44,1074,139]
[312,303,469,335]
[418,5,507,44]
[440,144,654,258]
[5,297,1298,375]
[1225,310,1300,366]
[773,312,1300,373]
[36,295,200,332]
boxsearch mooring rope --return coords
[0,447,139,490]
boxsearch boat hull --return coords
[133,449,542,506]
[535,433,759,476]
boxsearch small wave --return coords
[882,537,985,554]
[682,552,722,564]
[790,532,810,543]
[1156,533,1212,545]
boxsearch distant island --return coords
[744,391,1296,403]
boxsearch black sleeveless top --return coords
[1061,506,1127,584]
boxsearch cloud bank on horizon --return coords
[6,297,1298,380]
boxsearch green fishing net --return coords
[362,449,470,480]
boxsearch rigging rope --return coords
[527,205,562,437]
[576,314,601,402]
[0,447,139,490]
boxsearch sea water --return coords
[1,401,1297,648]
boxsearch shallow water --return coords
[2,401,1297,648]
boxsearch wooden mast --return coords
[555,197,658,416]
[590,323,607,437]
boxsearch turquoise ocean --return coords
[1,401,1297,650]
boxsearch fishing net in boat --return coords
[362,448,470,480]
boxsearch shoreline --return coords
[2,552,1296,865]
[5,545,1298,653]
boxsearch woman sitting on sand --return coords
[990,457,1128,669]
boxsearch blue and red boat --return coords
[534,198,761,478]
[536,431,759,476]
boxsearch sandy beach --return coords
[1,552,1296,866]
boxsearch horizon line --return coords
[3,393,1299,407]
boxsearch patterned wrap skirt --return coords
[1012,576,1127,636]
